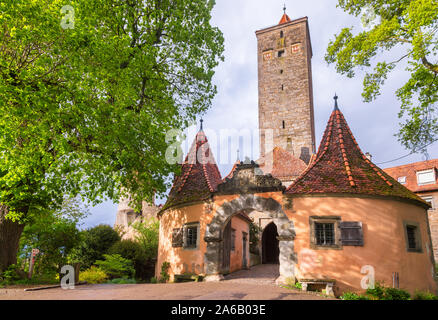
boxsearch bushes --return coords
[413,291,438,300]
[159,262,170,283]
[79,266,108,284]
[70,224,120,270]
[341,282,411,300]
[107,278,136,284]
[95,254,135,279]
[108,239,154,281]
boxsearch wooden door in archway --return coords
[222,220,232,272]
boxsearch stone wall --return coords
[256,17,315,162]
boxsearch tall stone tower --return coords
[256,9,315,164]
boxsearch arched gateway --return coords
[204,185,297,282]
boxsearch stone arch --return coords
[204,194,296,282]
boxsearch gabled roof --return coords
[257,147,307,180]
[162,129,222,211]
[285,98,429,208]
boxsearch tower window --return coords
[280,69,283,74]
[282,120,285,129]
[280,31,284,38]
[281,84,284,91]
[278,50,284,58]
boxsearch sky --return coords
[81,0,438,229]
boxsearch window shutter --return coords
[340,221,363,246]
[172,228,184,248]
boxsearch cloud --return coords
[85,0,438,228]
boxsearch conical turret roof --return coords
[162,128,222,211]
[285,98,429,208]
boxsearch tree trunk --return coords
[0,205,25,273]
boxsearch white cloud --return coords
[85,0,438,228]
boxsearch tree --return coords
[0,0,224,272]
[131,218,160,261]
[325,0,438,152]
[18,197,88,277]
[70,224,120,270]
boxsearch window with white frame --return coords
[416,169,436,185]
[397,176,406,184]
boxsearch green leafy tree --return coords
[325,0,438,152]
[18,197,88,277]
[70,224,120,270]
[131,218,160,260]
[0,0,224,272]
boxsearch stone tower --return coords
[256,10,315,164]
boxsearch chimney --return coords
[365,152,372,161]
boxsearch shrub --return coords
[366,282,410,300]
[150,276,158,284]
[0,264,23,284]
[340,292,370,300]
[413,290,438,300]
[108,240,154,280]
[382,287,410,300]
[159,262,170,283]
[95,254,135,279]
[79,266,108,284]
[70,224,120,270]
[106,278,136,284]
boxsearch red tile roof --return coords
[162,130,222,211]
[279,13,291,24]
[257,147,307,180]
[285,103,429,208]
[223,160,240,181]
[384,159,438,193]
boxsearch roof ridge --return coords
[339,112,393,187]
[336,110,356,187]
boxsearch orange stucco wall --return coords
[229,215,250,273]
[156,198,250,281]
[287,196,437,294]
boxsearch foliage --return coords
[108,239,154,280]
[69,224,120,270]
[131,218,160,261]
[294,282,302,290]
[325,0,438,152]
[107,278,136,284]
[413,290,438,300]
[249,222,262,255]
[18,197,86,277]
[150,276,158,284]
[0,264,22,284]
[340,292,371,300]
[0,0,224,271]
[365,282,410,300]
[342,282,411,300]
[95,254,135,279]
[79,266,108,284]
[159,262,171,283]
